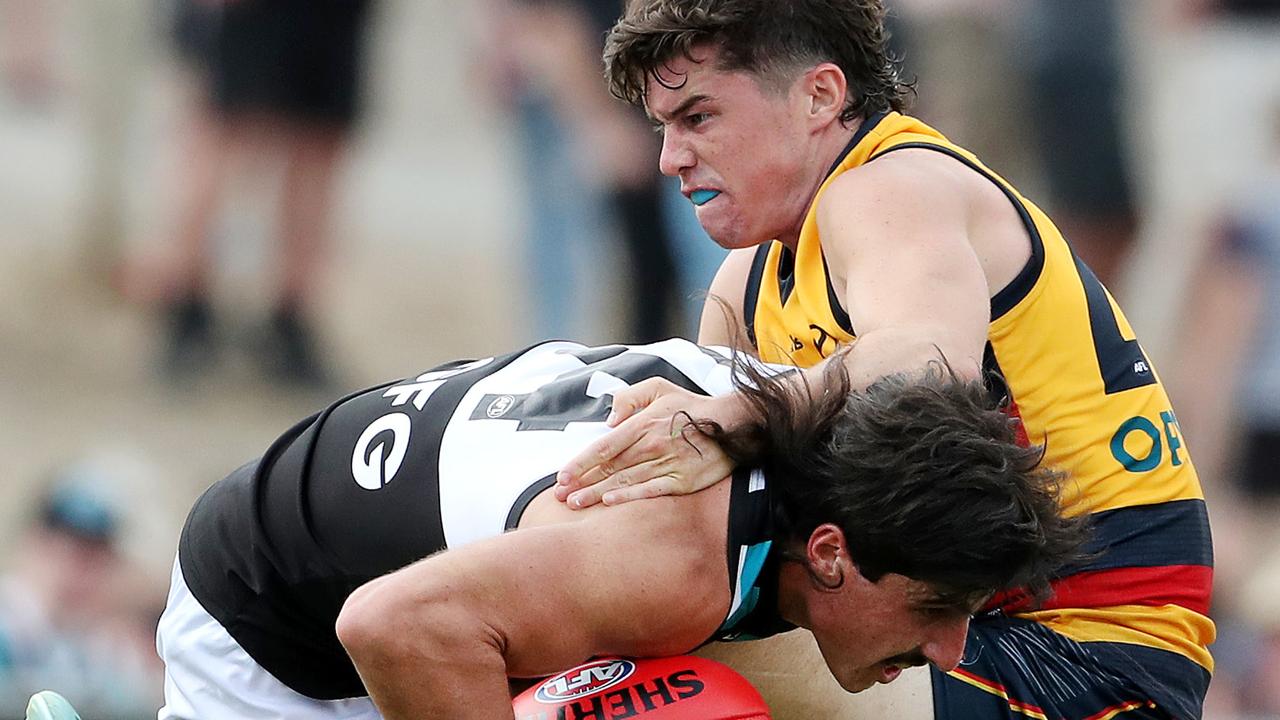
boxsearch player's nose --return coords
[658,129,694,177]
[922,614,970,672]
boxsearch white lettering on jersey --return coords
[351,357,496,490]
[437,340,755,549]
[351,412,412,490]
[585,371,628,399]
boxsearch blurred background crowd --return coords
[0,0,1277,717]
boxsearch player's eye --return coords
[686,112,710,128]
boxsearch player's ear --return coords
[805,523,848,591]
[804,63,847,128]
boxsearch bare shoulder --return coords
[819,149,979,227]
[522,479,731,547]
[700,248,760,348]
[425,482,734,673]
[522,481,732,607]
[816,148,1030,295]
[567,483,734,653]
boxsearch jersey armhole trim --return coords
[504,474,557,531]
[710,468,752,643]
[820,251,855,335]
[868,142,1046,321]
[743,243,772,349]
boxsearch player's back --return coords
[980,193,1213,697]
[176,340,747,699]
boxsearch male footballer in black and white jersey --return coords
[150,338,1078,719]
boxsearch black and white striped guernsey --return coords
[178,339,795,700]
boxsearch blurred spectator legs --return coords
[487,0,719,345]
[514,90,611,342]
[69,0,149,294]
[611,175,678,344]
[1017,0,1137,292]
[160,84,229,376]
[160,110,346,386]
[267,119,347,384]
[891,0,1136,291]
[156,0,373,388]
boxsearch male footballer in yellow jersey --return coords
[555,2,1214,718]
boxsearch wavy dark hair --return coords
[693,351,1085,611]
[605,0,912,123]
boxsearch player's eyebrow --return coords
[647,94,711,125]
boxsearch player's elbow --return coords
[335,576,400,662]
[337,575,434,662]
[337,572,500,670]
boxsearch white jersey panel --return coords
[436,340,745,549]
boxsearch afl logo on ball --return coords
[487,394,516,418]
[535,659,636,703]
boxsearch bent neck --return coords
[777,117,863,251]
[774,553,815,630]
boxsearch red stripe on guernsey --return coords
[991,565,1213,616]
[985,500,1213,614]
[949,668,1048,719]
[1003,397,1030,447]
[1083,700,1154,720]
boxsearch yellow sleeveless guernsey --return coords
[744,112,1213,700]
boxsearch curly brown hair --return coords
[604,0,912,123]
[693,351,1086,612]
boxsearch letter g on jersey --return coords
[351,413,412,490]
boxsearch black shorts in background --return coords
[208,0,373,127]
[1237,425,1280,499]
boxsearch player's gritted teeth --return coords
[690,189,721,206]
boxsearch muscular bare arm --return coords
[559,149,1022,507]
[814,150,993,384]
[336,491,730,720]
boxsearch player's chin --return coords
[699,222,738,250]
[706,229,760,252]
[696,210,751,250]
[834,669,880,694]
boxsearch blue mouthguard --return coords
[691,189,721,206]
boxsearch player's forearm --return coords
[357,640,513,720]
[751,325,984,428]
[338,577,516,719]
